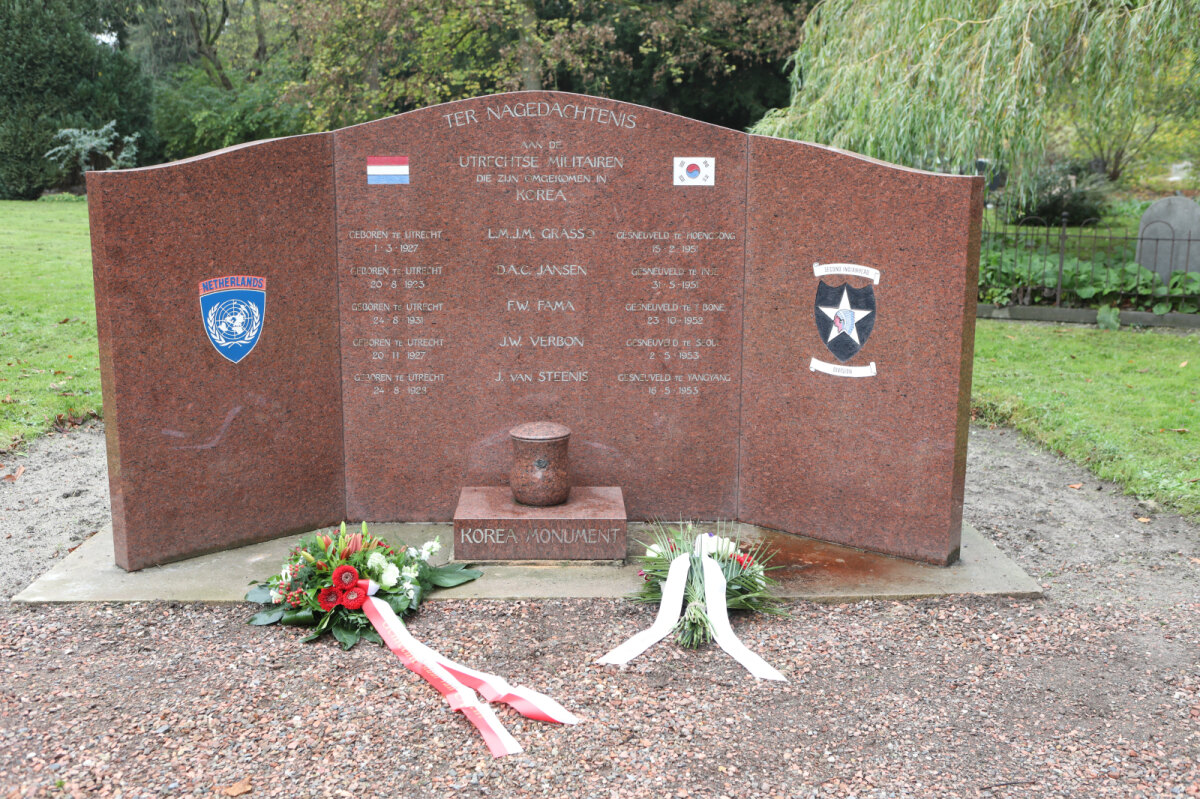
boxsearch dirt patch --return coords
[0,422,108,600]
[964,425,1200,608]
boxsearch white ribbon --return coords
[597,537,786,681]
[596,554,692,666]
[700,557,786,681]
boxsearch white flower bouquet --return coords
[632,521,782,648]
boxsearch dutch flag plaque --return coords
[367,156,410,185]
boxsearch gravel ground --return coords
[1,425,1198,798]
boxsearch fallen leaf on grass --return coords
[1,396,14,404]
[220,778,252,796]
[2,466,25,483]
[1068,483,1083,490]
[1181,361,1189,368]
[1136,517,1151,523]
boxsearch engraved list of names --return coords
[335,95,748,522]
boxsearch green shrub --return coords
[154,65,308,161]
[0,0,154,199]
[979,244,1200,314]
[1004,160,1111,226]
[44,121,139,189]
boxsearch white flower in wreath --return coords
[698,534,736,558]
[403,582,417,600]
[401,564,420,582]
[279,564,292,583]
[269,586,284,604]
[367,552,388,574]
[645,543,664,559]
[419,539,441,562]
[379,563,400,589]
[407,547,420,559]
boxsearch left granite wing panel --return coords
[86,134,346,571]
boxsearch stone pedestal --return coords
[453,487,626,561]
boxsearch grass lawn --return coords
[1,201,1198,517]
[973,320,1200,516]
[0,198,101,449]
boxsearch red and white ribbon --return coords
[362,596,578,758]
[597,538,786,681]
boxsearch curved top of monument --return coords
[96,90,977,183]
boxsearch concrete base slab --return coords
[13,521,1041,604]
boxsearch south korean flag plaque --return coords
[810,263,880,378]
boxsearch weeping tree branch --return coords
[752,0,1200,201]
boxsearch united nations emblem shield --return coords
[198,275,266,364]
[814,280,876,363]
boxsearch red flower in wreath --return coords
[332,564,359,589]
[317,586,343,611]
[735,553,754,569]
[341,584,367,610]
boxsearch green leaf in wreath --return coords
[281,608,316,627]
[385,593,411,616]
[300,630,323,643]
[331,623,360,650]
[244,584,274,604]
[361,628,383,646]
[248,608,286,626]
[427,564,483,587]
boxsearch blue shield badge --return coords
[198,275,266,364]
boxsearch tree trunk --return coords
[187,1,235,91]
[251,0,268,72]
[518,2,542,91]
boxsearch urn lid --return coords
[509,421,571,441]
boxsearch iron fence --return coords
[979,211,1200,315]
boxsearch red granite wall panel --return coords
[87,134,345,570]
[738,137,982,564]
[334,93,747,523]
[86,93,983,570]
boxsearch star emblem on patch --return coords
[813,281,876,362]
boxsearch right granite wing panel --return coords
[739,136,983,564]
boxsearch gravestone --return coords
[86,91,982,570]
[1136,196,1200,282]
